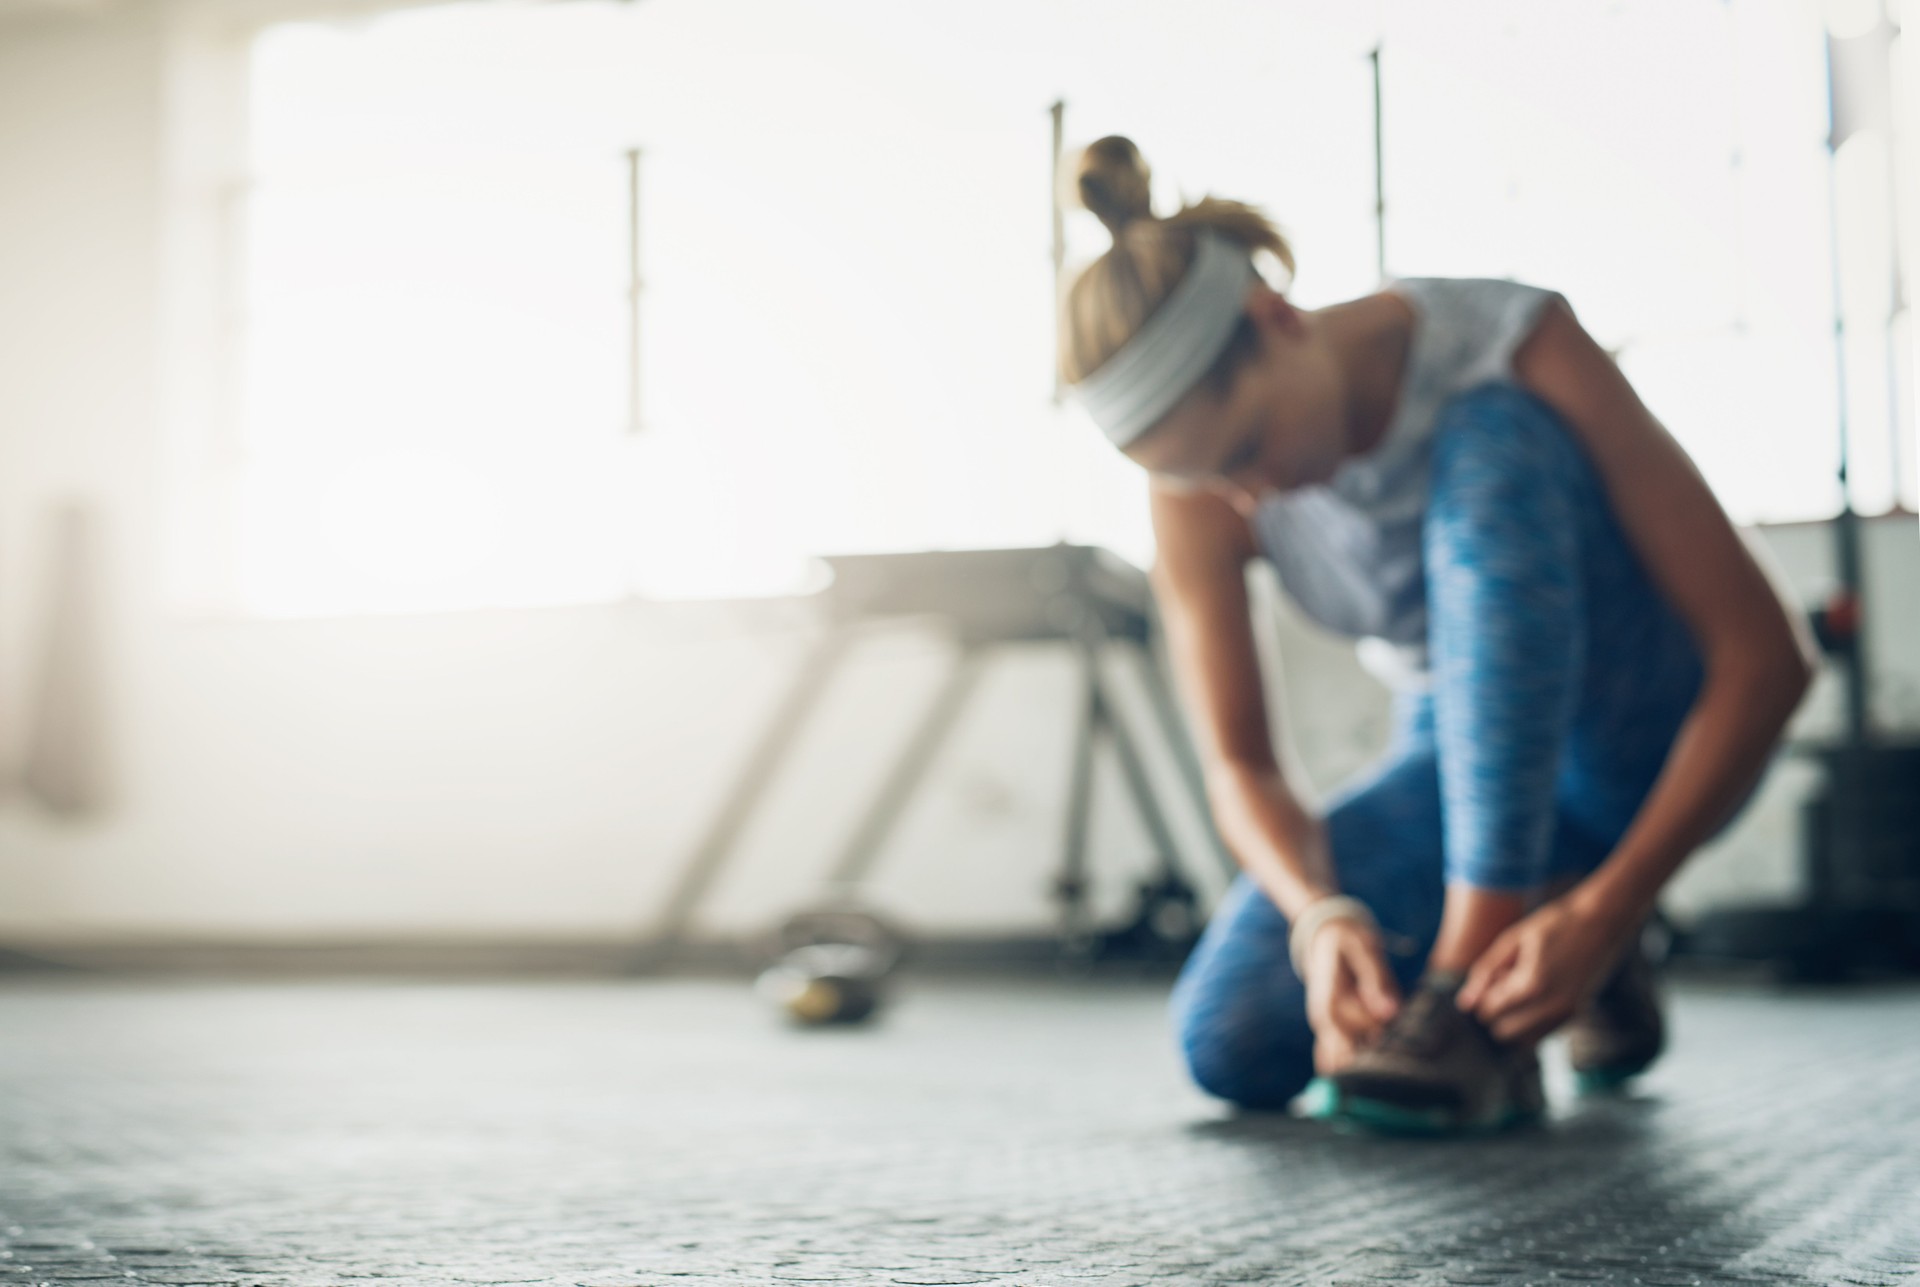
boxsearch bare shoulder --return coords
[1510,297,1707,506]
[1510,297,1809,669]
[1147,482,1259,592]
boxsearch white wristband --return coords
[1288,895,1378,980]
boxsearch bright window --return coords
[234,0,1870,617]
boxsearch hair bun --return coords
[1076,136,1153,237]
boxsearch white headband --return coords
[1071,231,1257,448]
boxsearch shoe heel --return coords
[1299,1076,1342,1120]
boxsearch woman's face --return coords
[1123,287,1347,516]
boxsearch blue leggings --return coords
[1169,383,1706,1109]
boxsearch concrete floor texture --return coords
[1,975,1917,1287]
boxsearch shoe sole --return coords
[1300,1076,1542,1137]
[1571,1055,1657,1097]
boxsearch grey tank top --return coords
[1251,277,1562,690]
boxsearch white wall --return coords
[0,0,1914,947]
[0,0,165,893]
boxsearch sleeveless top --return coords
[1250,277,1563,690]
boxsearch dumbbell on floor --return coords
[754,907,906,1026]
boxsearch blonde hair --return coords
[1060,136,1295,395]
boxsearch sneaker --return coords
[1566,930,1665,1094]
[1303,972,1544,1135]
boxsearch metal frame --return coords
[637,617,1227,969]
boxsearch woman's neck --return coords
[1315,291,1414,460]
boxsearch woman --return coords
[1060,137,1813,1133]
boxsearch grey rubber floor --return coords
[1,975,1917,1287]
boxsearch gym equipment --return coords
[1677,538,1920,980]
[635,544,1234,975]
[1682,736,1920,980]
[754,906,906,1026]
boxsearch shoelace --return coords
[1373,984,1457,1058]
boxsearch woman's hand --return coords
[1303,917,1401,1074]
[1457,893,1633,1043]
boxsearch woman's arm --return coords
[1458,299,1817,1037]
[1149,482,1399,1061]
[1148,482,1331,921]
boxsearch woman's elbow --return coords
[1773,609,1819,713]
[1711,625,1815,728]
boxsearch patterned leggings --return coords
[1168,382,1707,1109]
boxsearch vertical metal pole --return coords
[1136,637,1238,882]
[1055,637,1100,954]
[1873,20,1904,514]
[635,626,855,967]
[215,176,253,610]
[1370,46,1387,281]
[1826,43,1872,746]
[1050,99,1067,404]
[626,147,644,436]
[825,647,989,891]
[1090,656,1184,888]
[1886,27,1912,515]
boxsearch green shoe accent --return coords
[1300,1077,1465,1135]
[1313,1083,1544,1137]
[1573,1061,1649,1097]
[1299,1076,1341,1120]
[1336,1093,1461,1136]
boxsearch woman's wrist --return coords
[1278,882,1340,925]
[1562,869,1649,941]
[1211,764,1333,918]
[1288,894,1377,978]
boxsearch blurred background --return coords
[0,0,1914,973]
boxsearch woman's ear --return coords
[1245,284,1303,336]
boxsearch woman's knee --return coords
[1174,1000,1315,1110]
[1423,385,1589,693]
[1430,382,1583,469]
[1167,892,1315,1109]
[1427,382,1593,549]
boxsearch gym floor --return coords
[1,973,1916,1287]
